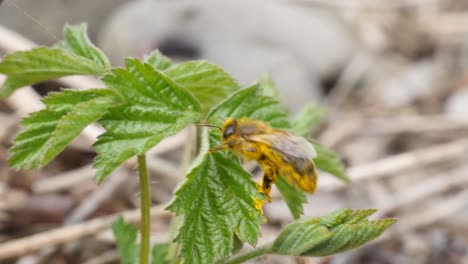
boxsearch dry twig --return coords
[375,165,468,218]
[0,204,170,259]
[32,165,95,194]
[396,188,468,233]
[320,138,468,191]
[64,169,129,224]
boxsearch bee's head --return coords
[222,118,238,140]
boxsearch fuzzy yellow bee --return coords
[208,117,318,207]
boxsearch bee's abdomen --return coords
[280,155,317,193]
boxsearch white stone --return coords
[445,88,468,121]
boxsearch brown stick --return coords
[375,165,468,218]
[0,204,170,260]
[320,138,468,191]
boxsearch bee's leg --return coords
[208,145,228,153]
[257,166,278,203]
[253,166,277,212]
[241,142,257,163]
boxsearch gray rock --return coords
[444,88,468,121]
[98,0,358,112]
[373,60,440,108]
[0,0,129,45]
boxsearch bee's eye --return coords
[223,125,235,139]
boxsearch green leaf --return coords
[303,220,396,256]
[57,23,110,69]
[207,82,289,129]
[275,177,307,220]
[112,217,139,264]
[258,73,280,99]
[152,244,169,264]
[0,48,108,97]
[94,58,201,182]
[318,209,376,229]
[144,50,173,71]
[312,143,350,183]
[165,61,239,113]
[272,209,396,257]
[292,104,326,137]
[168,84,292,263]
[272,218,332,255]
[231,234,244,256]
[167,129,265,264]
[9,89,122,169]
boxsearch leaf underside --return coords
[273,209,397,256]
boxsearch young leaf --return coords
[319,209,377,229]
[258,73,280,99]
[144,50,173,71]
[57,23,110,69]
[164,61,239,113]
[9,89,122,169]
[94,58,201,182]
[0,48,108,97]
[167,130,264,264]
[303,219,396,256]
[271,209,396,257]
[272,218,332,255]
[152,244,169,264]
[275,177,307,220]
[207,82,289,129]
[112,217,139,264]
[312,143,350,183]
[292,104,326,138]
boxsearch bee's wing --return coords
[247,132,317,160]
[248,132,318,193]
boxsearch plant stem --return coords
[138,155,151,264]
[218,244,273,264]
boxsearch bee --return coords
[207,117,318,208]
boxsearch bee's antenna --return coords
[217,116,225,122]
[195,123,222,130]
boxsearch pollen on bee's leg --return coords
[252,197,267,223]
[252,181,268,215]
[256,180,263,193]
[253,197,265,212]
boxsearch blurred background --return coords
[1,0,468,263]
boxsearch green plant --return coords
[0,24,396,264]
